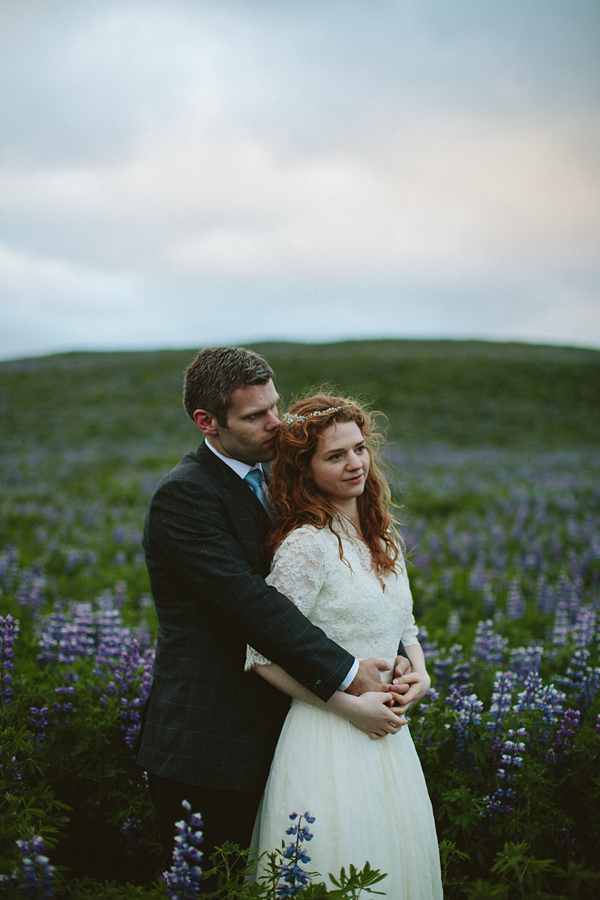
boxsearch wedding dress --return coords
[246,522,443,899]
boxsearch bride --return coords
[246,395,443,898]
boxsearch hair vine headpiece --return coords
[281,406,348,428]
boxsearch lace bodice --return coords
[246,522,419,669]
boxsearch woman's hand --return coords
[332,691,407,741]
[391,670,431,714]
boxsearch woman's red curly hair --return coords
[267,393,401,575]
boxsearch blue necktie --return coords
[244,468,273,518]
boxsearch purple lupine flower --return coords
[418,686,440,715]
[37,604,95,663]
[558,649,599,713]
[487,671,518,735]
[550,597,570,647]
[446,685,483,763]
[572,606,596,648]
[468,559,487,592]
[432,644,464,686]
[162,800,204,899]
[535,574,554,615]
[447,687,483,730]
[514,672,566,735]
[15,836,55,898]
[506,577,526,620]
[509,644,543,679]
[484,727,528,817]
[28,706,51,743]
[95,635,154,752]
[64,547,97,573]
[0,544,19,592]
[38,593,136,665]
[122,816,145,861]
[472,620,508,667]
[277,812,314,896]
[416,626,438,663]
[482,583,496,615]
[17,569,48,615]
[448,661,472,691]
[102,638,144,696]
[119,648,154,752]
[52,684,75,721]
[549,709,581,766]
[0,614,19,707]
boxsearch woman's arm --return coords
[253,663,406,740]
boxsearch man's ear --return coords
[193,409,219,435]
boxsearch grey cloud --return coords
[0,0,599,359]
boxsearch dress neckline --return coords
[333,516,387,593]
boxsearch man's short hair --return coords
[183,347,274,426]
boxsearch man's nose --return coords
[266,410,281,429]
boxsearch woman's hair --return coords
[268,393,401,574]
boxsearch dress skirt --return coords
[253,697,443,899]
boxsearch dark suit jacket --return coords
[136,442,354,792]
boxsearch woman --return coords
[246,395,443,898]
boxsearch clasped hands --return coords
[344,655,429,741]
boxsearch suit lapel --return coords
[196,442,267,520]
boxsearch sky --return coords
[1,0,599,361]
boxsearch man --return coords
[136,347,410,880]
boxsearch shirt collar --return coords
[204,438,264,479]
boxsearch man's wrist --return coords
[339,658,359,691]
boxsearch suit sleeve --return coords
[144,473,354,701]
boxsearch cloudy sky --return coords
[1,0,599,360]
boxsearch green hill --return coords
[1,339,598,455]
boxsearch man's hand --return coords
[345,658,393,695]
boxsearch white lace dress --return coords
[246,523,443,899]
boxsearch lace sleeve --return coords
[400,561,420,646]
[245,527,326,670]
[401,615,420,647]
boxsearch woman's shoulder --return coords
[275,523,336,556]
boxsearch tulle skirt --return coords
[252,698,443,898]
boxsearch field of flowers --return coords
[1,344,599,898]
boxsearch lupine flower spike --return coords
[277,811,315,897]
[162,800,204,899]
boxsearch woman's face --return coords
[309,421,370,509]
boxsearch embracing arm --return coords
[144,468,356,701]
[253,662,406,740]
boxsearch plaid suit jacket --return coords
[136,442,354,792]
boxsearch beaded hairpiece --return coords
[281,406,348,428]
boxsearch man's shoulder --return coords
[152,443,241,499]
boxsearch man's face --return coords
[212,379,281,464]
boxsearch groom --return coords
[136,346,409,879]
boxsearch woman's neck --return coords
[333,500,362,535]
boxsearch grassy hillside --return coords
[1,339,598,457]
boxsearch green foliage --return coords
[1,340,599,897]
